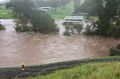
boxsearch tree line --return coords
[75,0,120,38]
[8,0,57,33]
[35,0,71,11]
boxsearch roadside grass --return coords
[24,62,120,79]
[0,5,15,19]
[48,1,74,20]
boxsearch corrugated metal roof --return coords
[64,16,84,20]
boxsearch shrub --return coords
[15,25,32,32]
[63,31,71,36]
[110,44,120,56]
[13,0,57,34]
[31,10,57,33]
[83,25,94,36]
[0,24,6,30]
[73,24,83,34]
[107,17,120,38]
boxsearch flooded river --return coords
[0,19,120,68]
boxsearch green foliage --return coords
[63,31,71,36]
[73,24,83,34]
[110,44,120,56]
[48,1,74,20]
[64,24,83,35]
[78,0,103,16]
[12,0,34,33]
[6,2,13,9]
[83,21,98,36]
[83,25,93,36]
[74,0,81,14]
[0,5,14,19]
[31,10,57,33]
[36,0,71,9]
[95,0,120,37]
[12,0,57,33]
[25,62,120,79]
[12,0,34,18]
[15,25,31,32]
[108,17,120,38]
[79,0,120,38]
[0,24,6,30]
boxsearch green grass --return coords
[48,1,74,20]
[0,5,15,19]
[0,2,74,20]
[25,62,120,79]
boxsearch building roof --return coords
[64,16,84,20]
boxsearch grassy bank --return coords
[48,1,74,20]
[0,56,119,79]
[24,62,120,79]
[0,5,14,19]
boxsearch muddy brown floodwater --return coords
[0,19,120,68]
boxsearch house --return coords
[63,16,85,25]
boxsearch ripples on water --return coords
[0,19,120,68]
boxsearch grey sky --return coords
[0,0,10,3]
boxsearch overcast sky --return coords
[0,0,5,2]
[0,0,3,2]
[0,0,10,3]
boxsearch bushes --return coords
[64,24,83,36]
[31,11,57,33]
[83,25,93,36]
[110,44,120,56]
[15,25,31,32]
[108,17,120,38]
[83,22,97,36]
[12,0,57,34]
[15,11,57,34]
[15,16,32,32]
[0,24,5,30]
[73,24,83,34]
[63,31,71,36]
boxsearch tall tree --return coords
[78,0,103,15]
[60,0,71,8]
[36,0,71,10]
[31,10,56,33]
[97,0,120,36]
[11,0,57,33]
[74,0,81,14]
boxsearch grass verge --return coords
[24,62,120,79]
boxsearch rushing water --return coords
[0,19,120,68]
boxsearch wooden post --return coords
[21,63,25,71]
